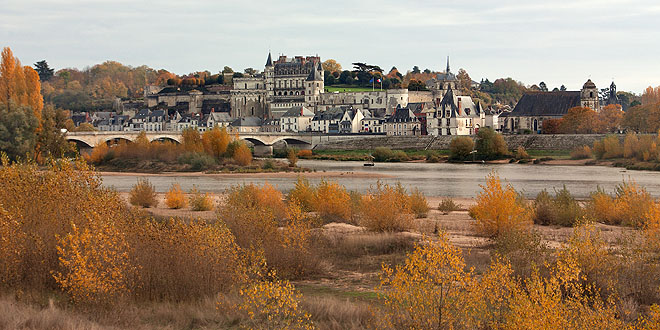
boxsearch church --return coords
[499,79,602,133]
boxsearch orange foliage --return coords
[642,85,660,105]
[469,173,532,237]
[313,180,351,222]
[164,183,187,209]
[359,182,413,231]
[232,142,252,166]
[188,187,213,211]
[287,176,315,211]
[202,126,230,159]
[559,107,599,134]
[129,178,158,208]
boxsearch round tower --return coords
[580,79,599,111]
[305,61,324,110]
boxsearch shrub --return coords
[570,146,592,159]
[469,173,532,237]
[313,180,352,222]
[372,147,409,162]
[514,146,530,160]
[438,197,460,213]
[409,188,429,218]
[287,176,315,211]
[233,142,253,166]
[297,149,313,158]
[165,183,187,209]
[262,159,275,170]
[593,135,622,159]
[585,181,656,227]
[585,187,616,224]
[475,127,508,160]
[359,182,414,232]
[129,178,158,208]
[84,143,112,164]
[201,126,230,159]
[287,148,298,167]
[449,136,474,160]
[188,187,213,211]
[532,186,583,227]
[178,152,216,171]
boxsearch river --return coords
[99,160,660,199]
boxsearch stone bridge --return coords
[65,131,379,156]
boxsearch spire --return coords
[446,56,450,73]
[266,52,273,67]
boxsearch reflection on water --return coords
[101,160,660,199]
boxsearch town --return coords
[63,52,629,139]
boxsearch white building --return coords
[280,106,315,132]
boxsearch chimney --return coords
[457,97,462,115]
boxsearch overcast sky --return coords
[2,0,659,93]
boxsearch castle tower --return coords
[264,52,275,117]
[305,61,324,111]
[580,79,600,111]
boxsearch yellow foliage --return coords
[84,142,110,164]
[54,217,135,305]
[234,271,315,330]
[129,178,158,208]
[287,148,298,167]
[378,233,470,329]
[181,127,203,153]
[188,187,213,211]
[409,187,430,218]
[202,126,230,159]
[233,142,253,166]
[469,173,532,237]
[313,180,351,222]
[0,204,25,286]
[359,182,414,232]
[164,183,187,209]
[287,176,316,212]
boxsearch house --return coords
[311,107,346,133]
[360,110,384,133]
[200,112,233,132]
[384,108,421,136]
[262,118,281,132]
[338,108,365,133]
[70,112,91,127]
[229,117,263,133]
[176,113,202,131]
[500,79,599,133]
[145,110,166,131]
[280,106,314,132]
[427,87,484,136]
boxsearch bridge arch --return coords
[240,137,268,146]
[272,137,312,147]
[150,136,181,144]
[104,137,133,146]
[68,139,94,150]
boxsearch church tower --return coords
[580,79,600,111]
[264,52,275,117]
[305,61,324,111]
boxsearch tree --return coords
[35,104,75,159]
[449,136,475,160]
[622,103,660,133]
[412,66,421,74]
[407,79,426,91]
[475,127,508,159]
[0,102,38,159]
[322,59,342,73]
[642,85,660,105]
[221,66,233,74]
[423,68,431,74]
[34,60,54,81]
[559,107,599,134]
[539,81,548,92]
[541,118,562,134]
[457,68,472,92]
[244,67,256,75]
[560,84,567,91]
[597,104,624,133]
[324,71,336,85]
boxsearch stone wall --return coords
[314,134,628,151]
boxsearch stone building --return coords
[425,57,459,102]
[500,79,601,133]
[384,108,421,136]
[427,87,485,136]
[145,87,231,115]
[315,89,408,115]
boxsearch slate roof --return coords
[386,108,418,123]
[306,62,323,81]
[281,106,315,117]
[501,91,581,117]
[266,52,273,67]
[312,107,345,121]
[439,88,480,118]
[231,117,263,127]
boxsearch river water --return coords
[100,160,660,199]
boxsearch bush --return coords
[287,148,298,167]
[288,176,315,211]
[514,146,530,160]
[449,136,474,160]
[359,182,414,232]
[84,143,112,164]
[178,152,216,171]
[297,149,313,158]
[262,159,275,170]
[409,188,429,218]
[313,180,352,222]
[372,147,409,162]
[233,142,252,166]
[475,127,508,160]
[165,183,187,209]
[438,198,460,213]
[469,173,532,237]
[593,135,622,159]
[188,187,213,211]
[532,186,583,227]
[570,146,592,160]
[585,181,656,227]
[129,178,158,208]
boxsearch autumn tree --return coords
[457,68,472,92]
[642,85,660,105]
[322,59,342,74]
[475,127,508,159]
[542,118,562,134]
[202,126,231,159]
[597,104,624,133]
[623,103,660,133]
[558,107,599,134]
[0,102,38,159]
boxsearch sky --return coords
[1,0,659,93]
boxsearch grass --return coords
[325,85,382,93]
[526,149,572,159]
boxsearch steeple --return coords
[265,52,273,67]
[446,56,450,73]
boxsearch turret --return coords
[580,79,599,111]
[305,61,324,110]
